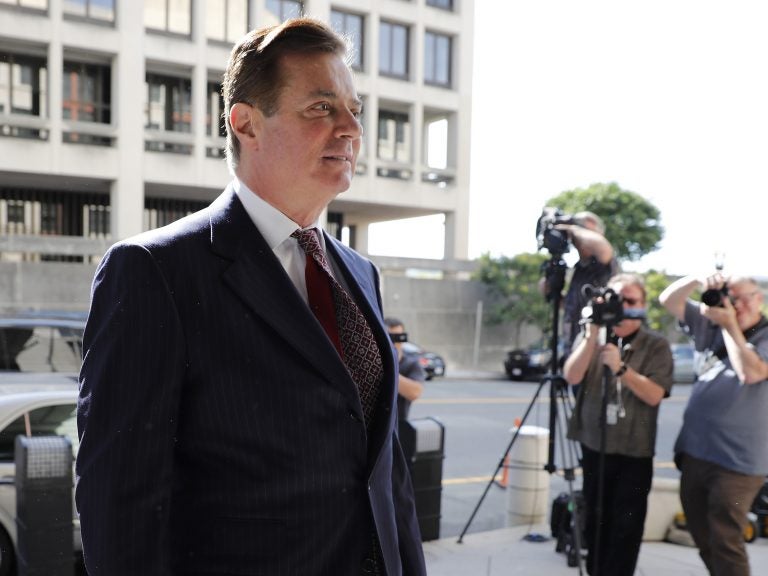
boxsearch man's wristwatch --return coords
[614,362,628,377]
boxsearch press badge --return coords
[606,403,619,425]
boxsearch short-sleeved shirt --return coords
[397,353,426,420]
[567,326,674,458]
[674,302,768,476]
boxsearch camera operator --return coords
[560,212,619,356]
[384,317,426,420]
[564,273,673,576]
[660,274,768,576]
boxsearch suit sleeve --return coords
[368,261,427,575]
[392,429,427,575]
[76,243,185,575]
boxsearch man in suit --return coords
[76,18,426,576]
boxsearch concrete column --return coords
[192,0,207,172]
[110,0,146,240]
[47,0,63,169]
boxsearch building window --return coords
[206,82,225,138]
[377,110,410,163]
[379,21,409,79]
[144,0,191,36]
[63,0,116,22]
[145,73,192,153]
[0,188,110,241]
[206,0,247,43]
[424,31,451,87]
[0,0,47,9]
[426,0,452,10]
[0,53,48,117]
[330,9,363,71]
[144,197,207,231]
[145,73,191,133]
[63,62,111,124]
[266,0,302,21]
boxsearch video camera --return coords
[580,285,646,327]
[536,207,576,255]
[701,284,728,307]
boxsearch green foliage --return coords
[473,252,551,346]
[643,269,679,336]
[547,182,663,262]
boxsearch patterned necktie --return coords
[292,229,383,427]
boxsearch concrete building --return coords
[0,0,474,276]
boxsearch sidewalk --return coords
[423,524,768,575]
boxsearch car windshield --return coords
[401,342,422,354]
[0,402,78,461]
[0,325,83,373]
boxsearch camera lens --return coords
[701,288,725,307]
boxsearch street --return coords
[408,372,691,541]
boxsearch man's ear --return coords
[229,102,261,149]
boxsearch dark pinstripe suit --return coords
[76,186,426,575]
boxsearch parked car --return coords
[504,339,563,381]
[401,341,446,380]
[0,312,85,390]
[671,342,697,383]
[0,387,81,575]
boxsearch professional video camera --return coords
[536,207,576,255]
[580,285,646,327]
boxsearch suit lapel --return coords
[208,189,361,409]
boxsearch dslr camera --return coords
[701,284,728,307]
[536,207,576,255]
[580,285,646,327]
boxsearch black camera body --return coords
[536,207,575,255]
[581,286,625,327]
[701,284,728,307]
[580,285,646,328]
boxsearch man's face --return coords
[254,51,362,210]
[612,281,644,338]
[728,281,764,330]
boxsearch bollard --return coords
[15,435,73,576]
[506,425,550,527]
[399,417,445,541]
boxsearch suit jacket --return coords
[76,186,426,576]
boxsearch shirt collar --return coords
[233,177,324,249]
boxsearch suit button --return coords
[360,558,377,574]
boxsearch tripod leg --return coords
[456,377,548,543]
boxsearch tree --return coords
[546,182,663,262]
[643,269,680,336]
[476,182,667,338]
[473,252,551,346]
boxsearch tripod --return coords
[457,253,585,573]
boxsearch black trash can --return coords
[15,435,73,576]
[399,417,445,541]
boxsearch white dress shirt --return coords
[233,178,344,305]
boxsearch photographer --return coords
[660,274,768,576]
[385,317,426,420]
[564,273,673,576]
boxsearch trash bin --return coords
[506,425,550,527]
[15,435,73,576]
[399,417,445,541]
